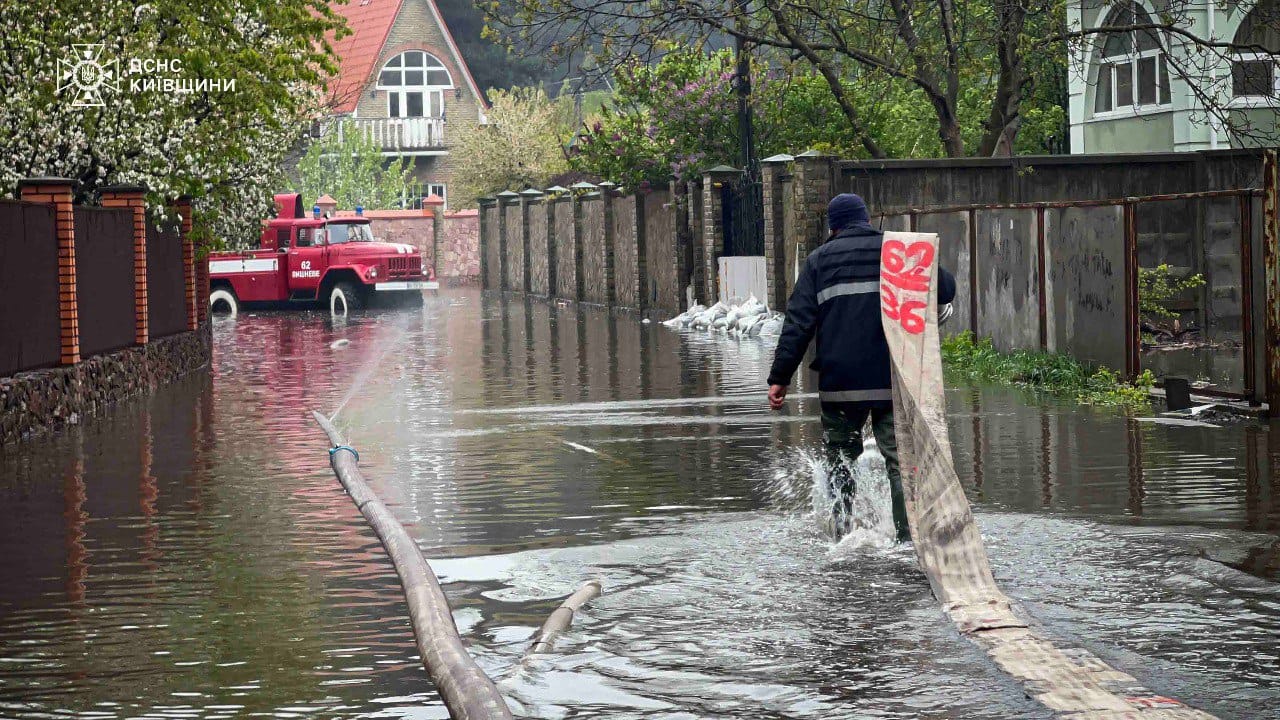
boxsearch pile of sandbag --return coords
[661,297,785,337]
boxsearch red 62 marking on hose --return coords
[881,239,935,335]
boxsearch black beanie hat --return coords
[827,193,870,232]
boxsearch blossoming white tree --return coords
[0,0,345,247]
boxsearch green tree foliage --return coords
[493,0,1077,157]
[0,0,345,248]
[452,87,573,206]
[292,120,413,212]
[568,50,1066,185]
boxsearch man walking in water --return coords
[767,193,955,542]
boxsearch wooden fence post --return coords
[100,185,149,344]
[18,178,79,365]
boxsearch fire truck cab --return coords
[209,193,437,316]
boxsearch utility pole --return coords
[734,0,756,178]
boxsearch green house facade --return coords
[1068,0,1279,153]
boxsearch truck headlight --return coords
[368,267,378,279]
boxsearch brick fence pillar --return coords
[701,166,742,306]
[792,150,834,257]
[634,192,649,313]
[100,185,149,344]
[761,155,793,311]
[520,188,543,294]
[496,190,519,291]
[170,196,197,331]
[424,193,445,280]
[671,180,692,309]
[570,182,597,303]
[599,181,618,306]
[478,197,495,289]
[19,178,79,365]
[544,186,567,297]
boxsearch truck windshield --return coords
[326,223,374,244]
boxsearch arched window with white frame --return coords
[1231,0,1280,102]
[377,50,454,119]
[1093,1,1171,114]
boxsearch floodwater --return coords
[1,288,1278,719]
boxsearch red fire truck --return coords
[208,193,438,316]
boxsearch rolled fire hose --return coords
[312,411,513,720]
[881,233,1216,719]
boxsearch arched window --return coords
[1094,1,1171,113]
[376,51,454,118]
[1231,0,1280,99]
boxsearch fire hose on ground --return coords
[314,412,606,718]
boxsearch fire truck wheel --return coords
[330,281,365,316]
[209,288,239,317]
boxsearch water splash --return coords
[762,437,898,551]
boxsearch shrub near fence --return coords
[0,201,60,376]
[75,206,136,358]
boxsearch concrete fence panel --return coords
[1044,205,1127,372]
[643,190,680,316]
[502,201,524,291]
[528,200,550,296]
[75,207,136,358]
[580,197,608,305]
[553,199,578,301]
[975,208,1039,352]
[0,201,59,376]
[611,195,640,309]
[877,214,912,232]
[916,211,973,336]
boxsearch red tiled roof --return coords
[325,0,487,114]
[327,0,403,114]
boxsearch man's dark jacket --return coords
[767,223,956,407]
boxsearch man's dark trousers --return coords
[820,402,909,541]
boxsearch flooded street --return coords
[1,288,1278,719]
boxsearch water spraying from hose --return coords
[328,310,418,424]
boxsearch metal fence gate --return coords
[722,171,764,257]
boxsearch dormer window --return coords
[377,51,454,119]
[1093,1,1171,114]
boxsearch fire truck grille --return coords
[387,256,421,278]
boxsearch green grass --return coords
[941,332,1154,409]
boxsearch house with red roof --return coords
[324,0,487,209]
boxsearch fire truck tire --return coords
[330,282,365,316]
[209,288,239,317]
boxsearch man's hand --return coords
[768,384,788,410]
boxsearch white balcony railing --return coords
[342,117,445,152]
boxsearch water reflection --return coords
[0,290,1277,719]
